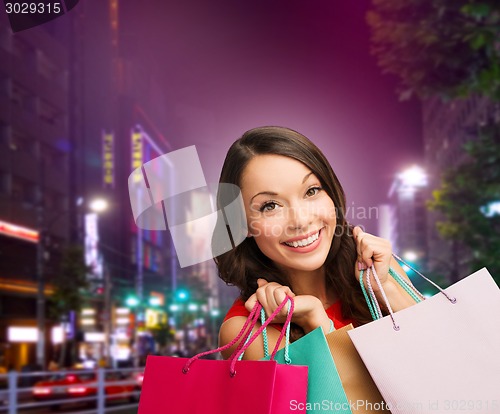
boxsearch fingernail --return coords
[358,261,366,271]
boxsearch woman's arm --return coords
[218,316,286,360]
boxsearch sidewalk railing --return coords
[0,367,143,413]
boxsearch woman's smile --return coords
[281,228,323,252]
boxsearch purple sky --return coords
[126,0,422,233]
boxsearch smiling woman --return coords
[214,126,418,360]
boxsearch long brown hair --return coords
[214,126,372,337]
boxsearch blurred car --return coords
[32,370,143,410]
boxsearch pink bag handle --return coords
[182,296,294,377]
[229,296,294,376]
[182,300,262,373]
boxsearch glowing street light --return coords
[89,198,109,213]
[126,296,140,308]
[403,251,418,262]
[149,297,161,307]
[187,303,198,312]
[480,201,500,218]
[176,289,189,302]
[169,304,180,312]
[399,166,428,189]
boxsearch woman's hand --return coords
[353,226,419,311]
[245,279,331,334]
[352,226,392,289]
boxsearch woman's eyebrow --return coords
[249,173,315,203]
[250,191,278,203]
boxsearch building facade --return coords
[0,16,72,369]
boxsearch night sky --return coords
[125,0,423,233]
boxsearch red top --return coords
[223,298,354,331]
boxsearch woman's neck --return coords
[286,267,336,309]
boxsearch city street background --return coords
[0,0,499,412]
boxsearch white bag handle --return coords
[363,253,457,331]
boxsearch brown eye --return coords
[260,201,279,212]
[306,186,321,197]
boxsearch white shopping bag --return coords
[349,267,500,414]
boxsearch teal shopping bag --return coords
[264,327,352,414]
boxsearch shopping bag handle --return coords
[229,296,294,376]
[182,299,263,373]
[391,253,456,303]
[182,296,294,376]
[361,253,457,331]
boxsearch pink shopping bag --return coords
[138,297,308,414]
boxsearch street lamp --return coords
[480,201,500,218]
[149,297,161,307]
[176,289,189,302]
[125,295,142,367]
[398,166,428,189]
[187,303,198,312]
[126,296,140,308]
[89,198,109,213]
[403,251,418,262]
[169,304,180,312]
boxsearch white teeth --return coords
[284,231,320,248]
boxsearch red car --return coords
[32,370,142,410]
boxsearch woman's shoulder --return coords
[222,297,250,323]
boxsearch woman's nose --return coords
[286,202,312,230]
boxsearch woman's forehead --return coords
[241,154,314,192]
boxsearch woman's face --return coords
[241,154,337,274]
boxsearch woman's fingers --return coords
[247,279,295,322]
[353,226,392,285]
